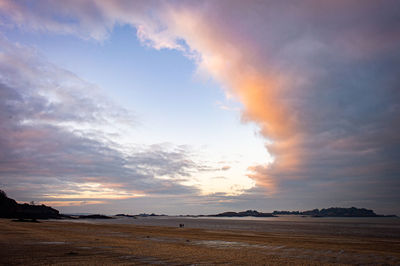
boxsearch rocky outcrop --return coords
[210,210,275,217]
[115,214,136,218]
[78,214,113,219]
[0,190,60,219]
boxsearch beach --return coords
[1,217,399,265]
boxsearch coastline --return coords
[1,218,399,265]
[56,215,400,238]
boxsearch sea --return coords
[61,215,400,238]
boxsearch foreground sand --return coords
[0,219,399,265]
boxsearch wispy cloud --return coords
[0,36,201,204]
[39,200,106,207]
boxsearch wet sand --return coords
[1,218,399,265]
[104,216,400,238]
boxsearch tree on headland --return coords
[0,189,6,198]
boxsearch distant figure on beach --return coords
[179,223,184,228]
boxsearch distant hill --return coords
[0,190,60,219]
[210,210,275,217]
[273,207,397,217]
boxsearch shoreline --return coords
[53,215,400,239]
[1,218,399,265]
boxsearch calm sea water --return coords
[61,215,400,238]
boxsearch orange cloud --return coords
[160,6,302,191]
[39,200,106,207]
[43,182,146,200]
[221,166,231,171]
[247,165,277,194]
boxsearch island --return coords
[209,210,275,217]
[273,207,397,217]
[78,214,113,219]
[208,207,397,218]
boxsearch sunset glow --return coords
[0,0,399,215]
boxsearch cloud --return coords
[0,1,399,213]
[39,200,105,207]
[0,36,201,203]
[220,166,230,171]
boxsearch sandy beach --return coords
[1,218,399,265]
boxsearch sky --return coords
[0,0,399,215]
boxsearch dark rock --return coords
[66,251,79,256]
[12,218,40,223]
[78,214,113,219]
[115,214,136,218]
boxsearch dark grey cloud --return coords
[206,1,400,214]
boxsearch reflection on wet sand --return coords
[1,217,399,265]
